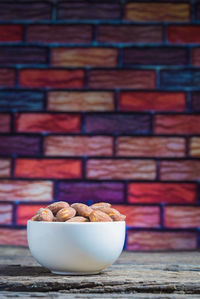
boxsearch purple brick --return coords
[58,182,124,203]
[85,114,151,134]
[191,92,200,111]
[123,47,187,66]
[0,136,41,156]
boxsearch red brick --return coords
[119,92,186,112]
[191,92,200,111]
[126,3,189,22]
[0,229,27,246]
[0,25,23,42]
[168,26,200,44]
[155,115,200,134]
[192,48,200,66]
[0,204,12,225]
[16,113,81,133]
[160,160,200,181]
[189,137,200,157]
[0,180,53,202]
[51,48,118,67]
[0,114,10,132]
[17,204,47,225]
[165,206,200,228]
[116,137,185,158]
[0,69,15,87]
[128,183,197,204]
[15,159,82,179]
[127,231,197,250]
[19,69,84,88]
[98,25,163,44]
[27,25,92,44]
[86,159,156,180]
[89,70,155,89]
[0,159,11,178]
[112,205,160,227]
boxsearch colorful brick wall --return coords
[0,1,200,250]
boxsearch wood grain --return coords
[164,206,200,228]
[0,159,11,178]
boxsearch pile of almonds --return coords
[31,202,126,222]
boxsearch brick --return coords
[15,159,82,179]
[126,3,189,22]
[0,2,51,20]
[165,206,200,228]
[0,47,47,65]
[51,48,118,67]
[19,69,84,88]
[0,25,23,42]
[0,204,12,225]
[48,91,114,112]
[45,136,113,156]
[160,160,200,181]
[0,229,27,246]
[0,159,11,178]
[0,180,53,201]
[17,204,47,226]
[116,137,185,158]
[0,114,10,132]
[27,25,92,44]
[58,182,124,203]
[189,137,200,157]
[128,183,197,204]
[127,231,197,250]
[86,159,156,180]
[0,91,44,112]
[192,48,200,66]
[16,113,81,133]
[119,92,186,112]
[0,69,15,87]
[112,205,160,227]
[89,70,155,89]
[123,47,187,66]
[168,26,200,44]
[155,115,200,134]
[195,2,200,20]
[0,136,41,156]
[191,92,200,111]
[85,114,151,134]
[98,25,162,44]
[57,1,120,20]
[160,70,200,89]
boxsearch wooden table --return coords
[0,246,199,298]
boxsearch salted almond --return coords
[91,202,111,209]
[36,208,54,222]
[71,203,93,218]
[89,210,113,222]
[56,207,76,222]
[47,201,69,215]
[36,208,45,215]
[95,207,125,221]
[31,214,40,221]
[66,216,88,222]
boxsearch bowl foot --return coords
[51,270,101,276]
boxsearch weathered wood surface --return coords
[0,246,200,298]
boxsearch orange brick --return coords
[45,136,113,156]
[119,92,186,112]
[47,91,114,111]
[0,229,27,246]
[17,204,47,225]
[127,231,197,250]
[189,137,200,157]
[126,3,189,22]
[113,205,160,227]
[86,159,156,180]
[19,69,84,88]
[0,69,16,87]
[0,180,53,201]
[0,159,11,178]
[165,206,200,228]
[155,115,200,134]
[128,183,197,204]
[0,114,10,132]
[116,137,185,158]
[15,113,81,133]
[0,204,12,225]
[160,160,200,181]
[51,48,118,67]
[192,48,200,66]
[15,159,82,179]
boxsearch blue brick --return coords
[160,70,200,89]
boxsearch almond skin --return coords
[71,203,93,218]
[56,207,76,222]
[89,210,113,222]
[66,216,89,222]
[91,202,111,210]
[96,207,125,221]
[35,208,54,222]
[47,201,69,216]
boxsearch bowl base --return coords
[51,270,101,276]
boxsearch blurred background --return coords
[0,0,200,251]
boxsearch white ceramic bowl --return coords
[27,220,125,275]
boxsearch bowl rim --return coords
[27,220,125,225]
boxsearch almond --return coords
[89,210,113,222]
[95,207,125,221]
[66,216,89,222]
[56,207,76,222]
[71,203,93,218]
[37,208,54,222]
[47,201,69,216]
[91,202,111,209]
